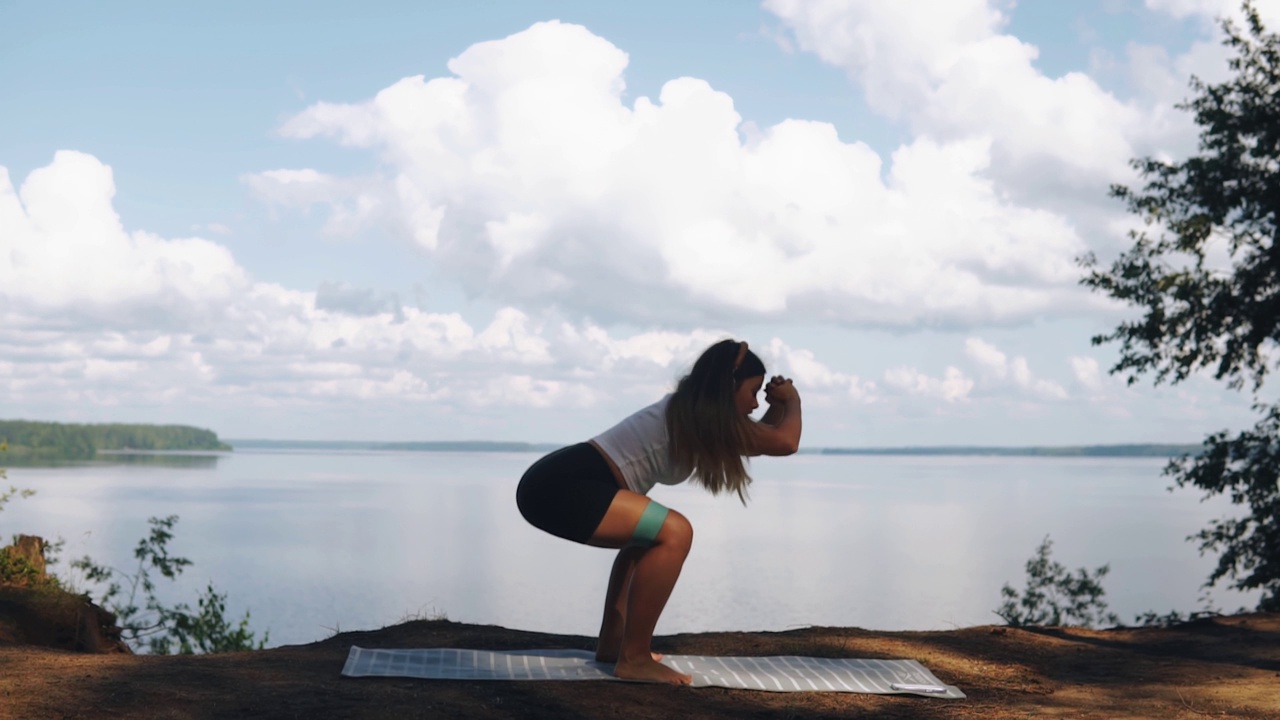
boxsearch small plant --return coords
[995,536,1120,628]
[398,604,449,623]
[0,486,35,515]
[154,581,268,654]
[1134,589,1252,627]
[1135,608,1214,627]
[0,441,45,587]
[0,441,36,516]
[72,515,268,654]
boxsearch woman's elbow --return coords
[770,437,800,456]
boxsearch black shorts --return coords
[516,443,620,544]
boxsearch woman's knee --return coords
[657,510,693,552]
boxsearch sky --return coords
[1,0,1277,447]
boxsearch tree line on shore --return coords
[0,420,230,461]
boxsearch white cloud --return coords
[0,151,250,325]
[190,222,232,235]
[764,338,877,403]
[467,375,601,409]
[263,20,1096,329]
[1012,356,1069,400]
[965,337,1068,400]
[760,0,1268,263]
[243,168,342,206]
[314,282,405,318]
[763,0,1142,184]
[8,151,933,429]
[0,153,701,417]
[243,168,387,236]
[1145,0,1280,26]
[883,366,974,403]
[1071,356,1105,392]
[5,17,1266,445]
[476,308,553,363]
[964,337,1008,379]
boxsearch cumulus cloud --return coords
[760,0,1274,260]
[763,338,877,403]
[243,168,386,235]
[0,151,250,327]
[5,151,1052,432]
[261,20,1096,330]
[964,337,1009,379]
[314,281,402,318]
[1146,0,1280,26]
[883,366,974,403]
[1071,356,1105,393]
[1132,0,1280,115]
[8,152,933,433]
[965,337,1068,399]
[0,148,1245,443]
[763,0,1143,184]
[467,375,601,409]
[0,153,709,417]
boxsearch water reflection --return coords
[95,452,225,468]
[0,450,1261,650]
[3,451,224,469]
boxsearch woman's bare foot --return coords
[595,639,662,663]
[596,624,662,663]
[612,654,691,686]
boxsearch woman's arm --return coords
[750,380,802,456]
[760,392,786,426]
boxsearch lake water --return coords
[2,450,1260,648]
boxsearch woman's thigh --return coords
[516,443,620,544]
[588,491,691,551]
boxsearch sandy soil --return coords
[1,612,1278,719]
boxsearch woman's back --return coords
[590,394,690,495]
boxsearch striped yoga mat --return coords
[341,647,965,698]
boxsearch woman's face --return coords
[734,375,765,416]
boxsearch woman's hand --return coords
[764,376,798,405]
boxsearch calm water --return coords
[3,450,1259,648]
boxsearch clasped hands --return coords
[763,375,798,405]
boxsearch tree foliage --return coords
[1079,1,1280,610]
[72,515,268,654]
[995,536,1120,628]
[0,421,230,462]
[3,441,261,651]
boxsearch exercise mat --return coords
[341,646,965,698]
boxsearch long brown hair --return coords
[666,339,766,504]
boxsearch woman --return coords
[515,339,803,685]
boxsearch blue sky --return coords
[1,0,1274,445]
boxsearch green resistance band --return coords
[631,500,669,547]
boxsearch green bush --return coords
[72,515,269,654]
[995,536,1120,628]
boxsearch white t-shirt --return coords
[590,394,692,496]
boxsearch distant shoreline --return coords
[0,415,1202,459]
[226,439,561,453]
[815,443,1201,458]
[224,439,1202,458]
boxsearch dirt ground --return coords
[1,612,1277,720]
